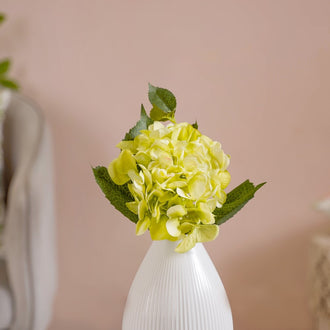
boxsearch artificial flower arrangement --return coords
[93,84,265,253]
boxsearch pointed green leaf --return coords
[148,83,176,122]
[192,121,198,129]
[148,83,176,113]
[0,59,10,75]
[214,180,266,225]
[124,104,153,141]
[93,166,138,223]
[0,79,19,90]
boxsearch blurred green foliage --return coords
[0,13,19,90]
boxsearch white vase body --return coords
[122,240,233,330]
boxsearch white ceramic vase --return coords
[122,240,233,330]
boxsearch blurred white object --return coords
[0,93,57,330]
[122,240,233,330]
[315,197,330,217]
[0,89,11,113]
[310,235,330,330]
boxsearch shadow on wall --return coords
[218,221,330,330]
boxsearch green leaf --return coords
[148,83,176,113]
[192,121,198,129]
[124,104,154,141]
[0,14,6,25]
[0,78,19,90]
[93,166,138,223]
[0,59,10,75]
[148,83,176,122]
[214,180,266,225]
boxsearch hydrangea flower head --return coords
[108,121,231,252]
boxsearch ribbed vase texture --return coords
[122,240,233,330]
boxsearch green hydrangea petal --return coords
[150,216,177,241]
[166,218,181,237]
[128,183,144,201]
[126,201,138,214]
[177,187,190,199]
[179,222,195,234]
[175,230,197,253]
[138,200,148,220]
[116,140,135,152]
[167,205,187,218]
[136,217,150,236]
[151,204,160,221]
[196,224,219,243]
[183,155,199,172]
[108,161,128,185]
[108,149,137,185]
[219,171,231,189]
[134,152,151,167]
[196,202,215,224]
[188,174,207,200]
[128,169,143,184]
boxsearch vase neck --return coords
[150,239,204,255]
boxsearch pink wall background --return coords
[1,0,330,329]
